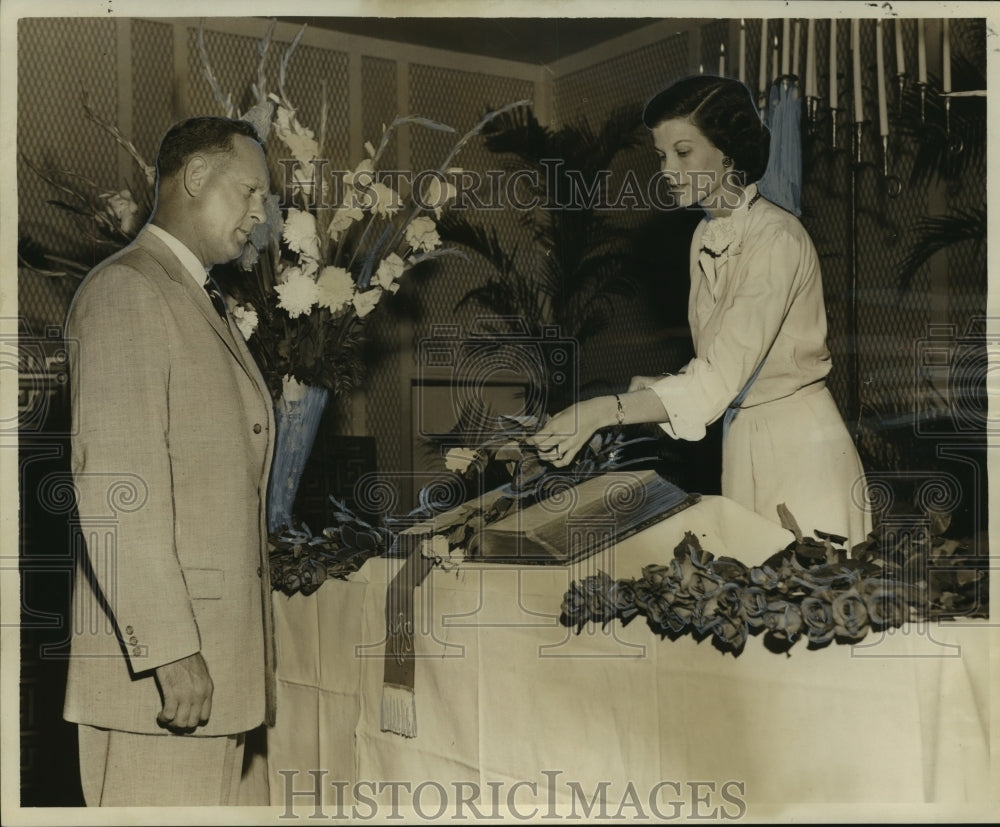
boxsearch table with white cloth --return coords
[268,495,993,820]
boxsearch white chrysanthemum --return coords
[231,303,259,339]
[283,208,321,261]
[315,266,355,313]
[274,267,319,319]
[352,286,383,319]
[368,182,402,217]
[374,253,406,290]
[405,216,441,252]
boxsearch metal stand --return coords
[881,135,902,197]
[848,121,865,432]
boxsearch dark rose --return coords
[672,554,724,598]
[581,573,616,623]
[632,578,667,609]
[641,593,675,630]
[673,531,713,566]
[282,570,302,593]
[861,579,908,628]
[831,588,870,640]
[712,614,749,651]
[710,556,751,584]
[800,596,837,644]
[561,582,590,627]
[763,600,804,640]
[640,564,674,588]
[739,587,769,628]
[749,565,780,590]
[608,579,638,618]
[694,583,739,633]
[667,600,696,631]
[640,591,692,633]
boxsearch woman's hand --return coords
[527,397,612,469]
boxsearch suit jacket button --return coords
[257,566,263,578]
[129,636,138,645]
[125,625,134,635]
[132,647,142,656]
[253,423,262,434]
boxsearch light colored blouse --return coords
[651,184,832,440]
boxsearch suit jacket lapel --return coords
[133,228,261,383]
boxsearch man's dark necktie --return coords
[203,276,228,320]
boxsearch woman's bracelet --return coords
[614,394,625,426]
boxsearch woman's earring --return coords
[723,156,734,168]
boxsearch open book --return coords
[469,470,699,565]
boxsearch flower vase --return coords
[267,376,330,533]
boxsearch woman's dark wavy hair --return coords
[155,116,262,181]
[642,75,770,184]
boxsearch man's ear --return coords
[183,154,211,197]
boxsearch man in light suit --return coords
[64,117,276,806]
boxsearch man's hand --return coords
[154,652,213,731]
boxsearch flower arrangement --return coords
[561,508,988,655]
[200,23,531,401]
[19,95,156,276]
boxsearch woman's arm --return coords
[527,388,670,468]
[650,224,810,439]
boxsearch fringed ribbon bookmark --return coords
[380,535,435,738]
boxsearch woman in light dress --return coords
[530,75,870,546]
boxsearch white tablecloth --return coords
[268,495,993,821]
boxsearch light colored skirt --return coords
[721,382,872,548]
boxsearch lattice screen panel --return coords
[553,30,694,393]
[359,56,401,467]
[554,32,690,130]
[699,19,730,76]
[188,26,351,188]
[362,56,399,169]
[18,17,119,291]
[407,63,536,347]
[186,26,261,118]
[131,20,175,167]
[800,18,860,421]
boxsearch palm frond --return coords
[436,213,517,276]
[898,208,986,293]
[478,105,552,167]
